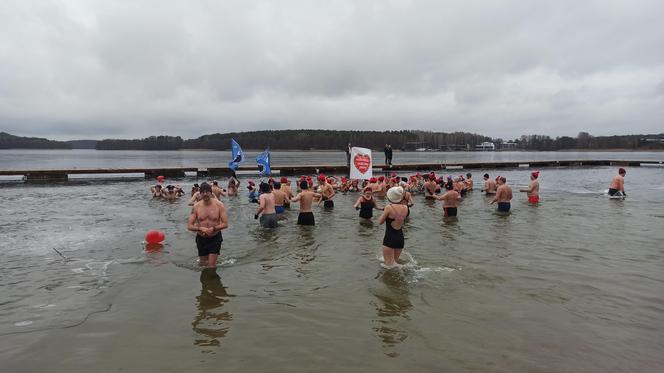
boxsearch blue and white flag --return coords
[228,138,245,170]
[256,148,271,176]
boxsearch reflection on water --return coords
[370,270,413,357]
[192,268,232,349]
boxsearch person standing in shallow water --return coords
[290,180,322,226]
[491,176,513,213]
[608,168,627,197]
[520,171,540,204]
[353,186,382,220]
[378,186,408,268]
[187,182,229,268]
[255,182,278,228]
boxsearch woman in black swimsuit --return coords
[378,186,409,268]
[353,187,382,219]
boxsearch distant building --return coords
[475,142,495,151]
[500,142,517,150]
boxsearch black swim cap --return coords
[300,180,308,189]
[259,182,271,193]
[483,173,489,178]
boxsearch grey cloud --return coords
[1,0,664,140]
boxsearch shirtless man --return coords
[290,180,321,225]
[424,174,440,199]
[227,172,240,196]
[272,181,288,215]
[162,185,180,201]
[482,173,497,195]
[608,168,627,197]
[255,183,278,228]
[436,182,461,217]
[191,183,200,197]
[318,175,336,209]
[187,182,229,267]
[491,177,513,212]
[212,181,226,199]
[520,171,540,203]
[280,177,293,208]
[465,173,474,191]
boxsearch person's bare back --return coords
[291,190,319,212]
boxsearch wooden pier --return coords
[0,160,661,183]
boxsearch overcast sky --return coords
[1,1,663,140]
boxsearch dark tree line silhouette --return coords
[0,132,71,149]
[1,130,662,151]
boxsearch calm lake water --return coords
[1,150,663,372]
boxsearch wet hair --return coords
[466,173,472,178]
[273,181,281,189]
[154,184,162,189]
[166,184,175,190]
[446,182,454,190]
[199,182,212,193]
[193,183,199,188]
[259,182,271,193]
[300,180,309,190]
[500,176,507,183]
[213,181,218,186]
[401,177,408,182]
[483,173,489,178]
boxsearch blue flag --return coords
[256,148,271,176]
[228,138,245,170]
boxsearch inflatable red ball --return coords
[145,230,165,244]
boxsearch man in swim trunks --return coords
[491,177,513,212]
[436,181,461,217]
[272,181,288,215]
[608,168,627,196]
[520,171,540,204]
[290,180,321,225]
[482,173,497,194]
[318,175,336,209]
[191,183,200,197]
[187,182,229,268]
[256,182,278,228]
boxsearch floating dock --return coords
[0,160,661,183]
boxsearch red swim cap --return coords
[429,174,435,180]
[378,176,385,181]
[370,177,377,183]
[317,174,326,181]
[280,177,288,183]
[532,171,539,178]
[618,168,626,174]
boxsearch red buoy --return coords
[145,230,165,244]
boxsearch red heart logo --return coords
[353,154,371,174]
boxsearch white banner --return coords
[350,147,373,180]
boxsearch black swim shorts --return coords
[196,232,223,256]
[297,212,315,226]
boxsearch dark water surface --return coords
[1,153,664,371]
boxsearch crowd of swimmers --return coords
[155,168,626,268]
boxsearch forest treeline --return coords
[95,130,492,150]
[0,132,71,149]
[2,130,662,150]
[507,132,664,150]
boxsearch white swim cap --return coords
[387,186,404,203]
